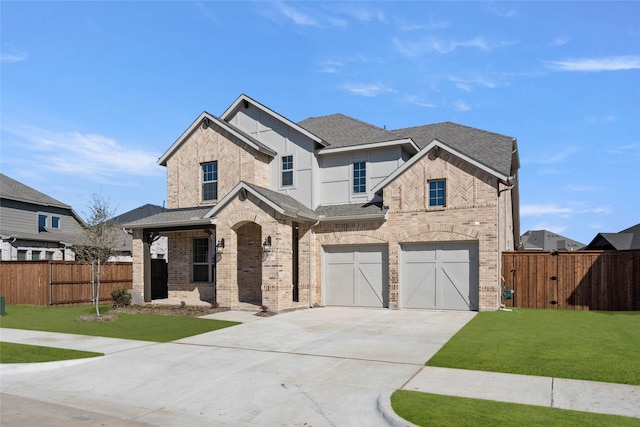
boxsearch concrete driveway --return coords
[1,307,475,426]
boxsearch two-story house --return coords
[125,94,520,311]
[0,173,84,261]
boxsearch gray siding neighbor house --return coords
[125,94,520,311]
[0,173,84,261]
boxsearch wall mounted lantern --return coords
[262,235,272,253]
[216,238,225,254]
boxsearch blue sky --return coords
[1,1,639,245]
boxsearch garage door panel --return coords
[324,245,388,308]
[401,242,479,311]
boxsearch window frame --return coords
[281,155,294,187]
[352,161,367,194]
[428,179,447,208]
[201,161,218,202]
[38,214,47,230]
[192,237,214,283]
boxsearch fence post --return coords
[49,262,52,306]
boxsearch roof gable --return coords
[221,94,325,147]
[205,181,318,222]
[158,112,277,166]
[371,139,513,194]
[0,173,72,209]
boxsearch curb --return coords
[377,391,419,427]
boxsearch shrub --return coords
[111,287,132,308]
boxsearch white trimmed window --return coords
[202,162,218,201]
[429,179,446,207]
[353,161,366,193]
[281,155,293,187]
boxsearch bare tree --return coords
[74,193,121,317]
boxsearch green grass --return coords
[391,390,640,427]
[0,304,239,343]
[427,308,640,385]
[0,342,103,363]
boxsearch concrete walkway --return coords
[1,308,639,426]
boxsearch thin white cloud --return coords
[564,184,604,192]
[549,37,570,47]
[341,83,394,97]
[547,55,640,72]
[276,2,320,27]
[394,15,449,31]
[521,203,612,217]
[405,95,436,108]
[5,125,161,180]
[447,74,501,92]
[525,147,578,164]
[0,51,28,63]
[603,143,639,155]
[394,35,514,57]
[332,4,386,23]
[452,100,471,112]
[318,60,343,74]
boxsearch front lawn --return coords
[426,309,640,385]
[391,390,640,427]
[0,304,239,343]
[0,342,103,363]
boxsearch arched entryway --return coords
[235,222,262,304]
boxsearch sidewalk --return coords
[400,366,640,419]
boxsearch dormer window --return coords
[52,216,61,229]
[202,162,218,201]
[281,155,293,187]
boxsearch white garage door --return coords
[324,245,388,308]
[401,242,479,310]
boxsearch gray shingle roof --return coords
[390,122,515,177]
[298,114,393,148]
[585,223,640,250]
[0,173,71,209]
[521,230,585,251]
[315,202,386,220]
[114,204,166,224]
[242,182,318,220]
[122,207,213,228]
[298,115,516,177]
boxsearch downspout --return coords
[497,176,515,310]
[309,219,320,308]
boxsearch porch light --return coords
[262,235,272,253]
[216,238,225,253]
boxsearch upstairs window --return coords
[281,155,293,186]
[429,179,446,207]
[38,214,47,230]
[353,161,367,193]
[202,162,218,201]
[52,216,61,229]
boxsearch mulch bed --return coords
[110,304,230,317]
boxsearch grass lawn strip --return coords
[391,390,640,427]
[0,342,103,363]
[0,304,239,343]
[426,309,640,385]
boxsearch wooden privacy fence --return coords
[0,261,132,306]
[502,250,640,310]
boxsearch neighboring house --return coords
[125,94,520,311]
[114,204,168,261]
[0,173,84,261]
[584,223,640,250]
[520,230,585,251]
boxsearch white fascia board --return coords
[371,139,510,193]
[317,138,419,155]
[220,94,325,145]
[158,112,276,166]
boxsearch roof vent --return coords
[202,117,210,129]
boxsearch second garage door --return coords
[401,242,479,310]
[324,245,388,308]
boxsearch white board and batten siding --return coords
[323,245,389,308]
[400,241,479,311]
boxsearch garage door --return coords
[324,245,388,308]
[401,242,479,310]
